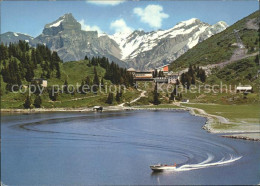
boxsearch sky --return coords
[1,0,258,37]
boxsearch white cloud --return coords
[79,19,103,34]
[87,0,125,6]
[110,18,133,33]
[133,5,169,28]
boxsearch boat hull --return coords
[150,165,176,172]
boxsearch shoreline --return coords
[1,105,259,141]
[185,106,260,141]
[0,106,188,113]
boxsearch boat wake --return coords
[172,154,242,172]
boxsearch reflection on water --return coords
[1,111,260,185]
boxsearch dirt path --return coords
[203,50,257,72]
[187,106,229,124]
[118,89,147,107]
[177,28,258,75]
[178,50,258,75]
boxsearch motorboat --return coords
[150,163,177,172]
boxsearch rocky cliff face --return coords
[43,13,81,36]
[30,13,125,66]
[1,13,228,69]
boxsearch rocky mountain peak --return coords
[214,21,228,28]
[173,18,205,29]
[43,13,81,35]
[0,32,34,44]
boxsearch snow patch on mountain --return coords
[108,31,133,59]
[49,19,64,27]
[108,18,227,62]
[174,18,200,29]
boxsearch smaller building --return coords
[154,77,168,83]
[156,64,169,72]
[168,76,179,84]
[93,106,103,112]
[127,68,136,76]
[32,78,48,87]
[236,86,253,93]
[167,72,179,84]
[156,64,169,76]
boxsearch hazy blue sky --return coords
[1,1,258,37]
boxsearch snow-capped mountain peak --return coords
[106,18,228,67]
[174,18,201,29]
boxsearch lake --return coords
[1,111,260,185]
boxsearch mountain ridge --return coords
[1,13,228,70]
[108,18,228,69]
[169,10,259,71]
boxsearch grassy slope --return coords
[207,55,259,86]
[166,11,259,105]
[178,55,259,104]
[169,10,259,70]
[182,103,259,125]
[1,60,139,109]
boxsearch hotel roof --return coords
[127,68,136,71]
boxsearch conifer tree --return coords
[56,64,61,79]
[31,48,37,68]
[25,66,34,82]
[63,80,69,94]
[185,74,191,89]
[48,87,58,101]
[34,95,42,108]
[85,76,91,92]
[255,55,259,65]
[158,71,164,77]
[79,80,86,94]
[100,77,104,89]
[191,74,196,85]
[170,91,175,101]
[170,86,177,100]
[153,83,161,105]
[46,70,51,79]
[93,67,99,93]
[199,69,206,83]
[23,95,32,109]
[106,93,114,104]
[179,93,183,99]
[154,69,158,78]
[33,82,42,95]
[0,43,8,61]
[188,64,194,76]
[116,91,121,102]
